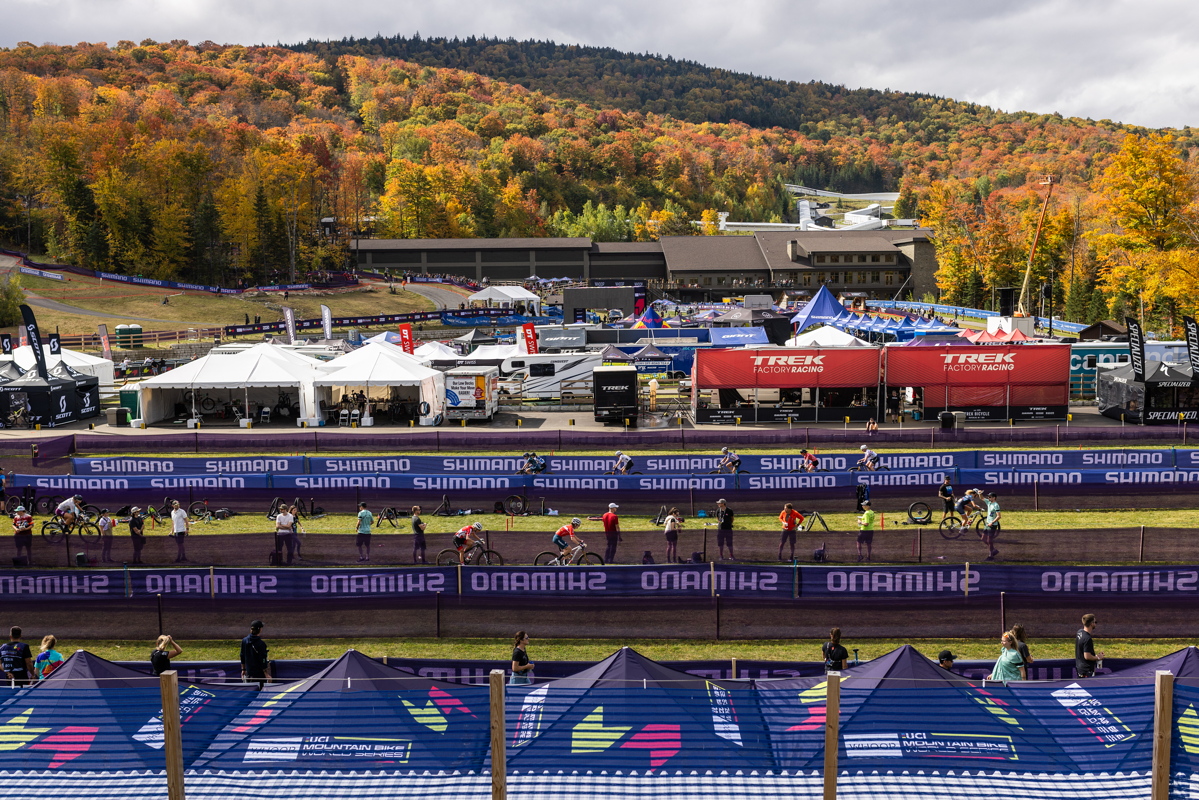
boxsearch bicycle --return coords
[436,540,504,566]
[938,513,989,540]
[708,461,749,475]
[182,390,219,414]
[848,462,890,473]
[503,494,529,515]
[41,515,102,545]
[801,511,831,532]
[5,407,32,430]
[289,496,326,520]
[907,502,933,525]
[376,507,401,528]
[603,469,643,475]
[535,539,604,566]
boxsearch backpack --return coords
[641,550,655,565]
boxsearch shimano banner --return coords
[72,457,306,475]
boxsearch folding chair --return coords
[338,408,350,427]
[259,406,271,424]
[350,409,362,427]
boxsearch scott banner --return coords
[694,347,882,388]
[5,564,1199,600]
[885,344,1072,386]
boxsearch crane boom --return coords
[1016,176,1055,317]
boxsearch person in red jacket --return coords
[778,503,805,562]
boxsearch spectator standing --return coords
[602,503,621,563]
[856,501,876,562]
[821,628,849,672]
[510,630,534,685]
[356,502,374,562]
[289,504,305,560]
[663,507,682,564]
[715,499,735,560]
[937,649,958,670]
[411,506,427,564]
[1011,623,1034,679]
[97,508,114,563]
[778,503,803,562]
[1075,614,1104,678]
[274,503,298,565]
[938,477,954,522]
[12,505,32,564]
[989,632,1024,681]
[33,635,65,680]
[1,626,33,686]
[128,507,146,564]
[170,500,189,562]
[240,620,270,686]
[886,389,900,423]
[150,634,183,675]
[982,492,1001,560]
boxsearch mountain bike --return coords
[182,390,218,414]
[938,513,990,540]
[708,462,749,475]
[801,511,831,532]
[289,496,326,519]
[41,515,102,545]
[5,407,32,430]
[848,462,890,473]
[535,539,603,566]
[376,507,401,528]
[436,540,504,566]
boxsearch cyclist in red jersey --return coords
[453,521,484,564]
[552,518,583,557]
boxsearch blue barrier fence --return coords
[5,564,1198,600]
[870,299,1090,334]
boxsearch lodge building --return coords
[354,229,936,301]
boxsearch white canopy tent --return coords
[314,342,446,425]
[467,285,541,315]
[135,343,325,425]
[414,341,458,359]
[7,345,116,390]
[785,326,869,347]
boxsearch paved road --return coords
[400,282,469,310]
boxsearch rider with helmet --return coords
[857,445,881,471]
[799,449,820,473]
[55,495,84,528]
[519,451,547,474]
[612,451,634,475]
[717,447,742,473]
[453,521,485,564]
[553,518,583,558]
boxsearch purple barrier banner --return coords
[7,564,1195,600]
[71,456,306,475]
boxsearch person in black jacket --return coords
[150,634,183,675]
[821,628,849,673]
[715,499,735,560]
[240,620,270,686]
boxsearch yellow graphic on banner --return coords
[572,706,632,753]
[402,699,448,733]
[972,690,1023,729]
[1178,704,1199,753]
[798,682,827,704]
[0,709,50,751]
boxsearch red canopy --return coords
[694,347,882,388]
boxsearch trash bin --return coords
[115,407,131,426]
[939,411,955,430]
[104,408,120,426]
[953,411,967,426]
[119,389,140,419]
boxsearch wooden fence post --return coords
[159,670,185,800]
[1152,669,1174,800]
[824,671,840,800]
[490,669,507,800]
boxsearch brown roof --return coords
[754,230,932,271]
[355,237,591,251]
[593,242,663,253]
[659,235,768,273]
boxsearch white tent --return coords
[314,343,446,425]
[414,341,458,359]
[785,326,868,347]
[8,345,116,390]
[467,285,541,315]
[135,343,325,425]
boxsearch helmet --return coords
[73,494,83,501]
[614,450,622,456]
[472,521,483,531]
[859,445,868,451]
[721,447,728,454]
[571,518,582,526]
[523,452,531,457]
[529,452,536,457]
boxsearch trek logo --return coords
[942,353,1015,364]
[751,355,825,366]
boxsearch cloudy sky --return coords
[6,0,1198,129]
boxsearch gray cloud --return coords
[6,0,1198,128]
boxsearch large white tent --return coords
[135,343,325,425]
[7,345,116,390]
[467,285,541,315]
[785,326,868,347]
[414,341,458,359]
[314,342,446,425]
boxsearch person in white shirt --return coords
[275,503,298,565]
[97,508,114,563]
[170,500,190,562]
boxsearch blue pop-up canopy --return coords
[789,285,848,332]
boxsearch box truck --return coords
[445,366,500,421]
[593,365,640,425]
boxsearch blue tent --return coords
[789,285,848,332]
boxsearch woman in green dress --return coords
[989,632,1024,682]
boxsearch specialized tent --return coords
[506,647,773,772]
[314,342,447,424]
[193,650,489,772]
[788,285,848,333]
[10,344,115,391]
[785,325,866,348]
[1097,360,1199,424]
[136,343,324,425]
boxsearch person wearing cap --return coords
[240,619,270,686]
[981,492,1001,560]
[602,503,621,563]
[716,499,736,560]
[937,649,958,670]
[97,508,115,563]
[128,507,146,565]
[856,500,876,562]
[11,504,33,563]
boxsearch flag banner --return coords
[97,324,111,361]
[397,323,416,354]
[522,322,539,354]
[283,307,297,345]
[1126,316,1146,382]
[18,304,48,377]
[320,304,333,340]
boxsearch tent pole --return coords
[814,387,819,423]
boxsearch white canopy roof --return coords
[139,343,326,389]
[785,326,869,347]
[414,341,458,359]
[468,286,538,303]
[314,343,440,386]
[466,344,522,360]
[9,345,116,387]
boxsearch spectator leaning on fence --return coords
[240,620,270,686]
[716,499,735,561]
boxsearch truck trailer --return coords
[593,365,640,425]
[445,366,500,421]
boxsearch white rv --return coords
[499,354,602,399]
